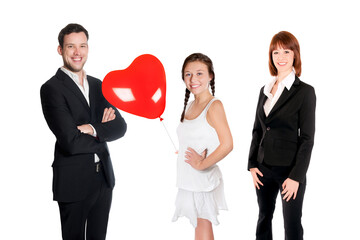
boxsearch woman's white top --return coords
[176,98,222,192]
[263,70,295,116]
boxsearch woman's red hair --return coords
[269,31,301,77]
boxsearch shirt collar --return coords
[264,78,277,98]
[60,67,87,86]
[263,70,295,97]
[281,70,296,90]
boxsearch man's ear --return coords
[57,45,62,56]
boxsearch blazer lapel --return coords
[88,77,99,123]
[56,69,90,111]
[259,90,268,120]
[267,76,300,118]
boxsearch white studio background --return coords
[0,0,359,239]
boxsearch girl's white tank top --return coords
[176,98,222,192]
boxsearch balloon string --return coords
[159,117,178,153]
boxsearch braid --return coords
[210,79,215,96]
[180,88,191,122]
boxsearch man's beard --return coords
[63,61,85,73]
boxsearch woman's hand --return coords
[281,178,299,202]
[250,168,264,189]
[185,147,207,170]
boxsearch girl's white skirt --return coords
[172,179,227,228]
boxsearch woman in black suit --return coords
[248,31,316,240]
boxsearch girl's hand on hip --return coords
[185,147,207,170]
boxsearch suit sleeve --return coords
[91,97,127,143]
[248,88,264,170]
[289,86,316,183]
[40,83,106,155]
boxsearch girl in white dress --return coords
[172,53,233,240]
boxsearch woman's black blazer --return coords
[248,76,316,183]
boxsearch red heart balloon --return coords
[102,54,166,119]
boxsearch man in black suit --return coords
[41,23,127,240]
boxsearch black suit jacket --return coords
[248,77,316,183]
[41,69,127,202]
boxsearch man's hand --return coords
[77,107,116,136]
[77,124,94,135]
[102,107,116,123]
